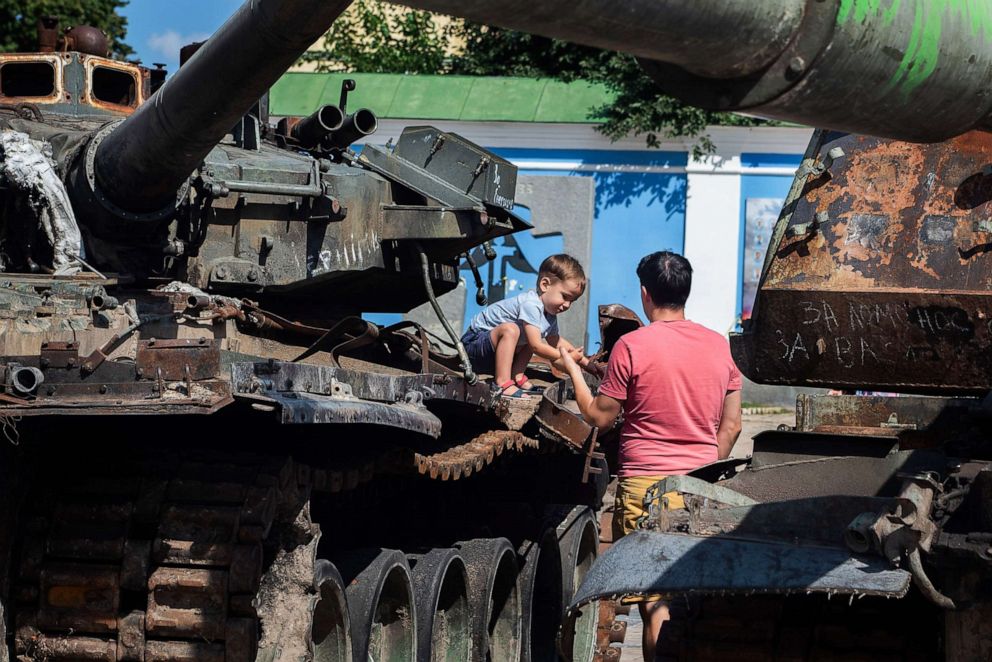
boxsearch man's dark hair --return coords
[636,251,693,309]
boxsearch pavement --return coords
[617,409,795,659]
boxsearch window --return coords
[92,66,136,106]
[0,61,55,98]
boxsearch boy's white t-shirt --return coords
[468,290,559,345]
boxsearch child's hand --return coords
[558,346,579,373]
[568,346,585,362]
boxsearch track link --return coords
[414,431,539,481]
[13,453,309,662]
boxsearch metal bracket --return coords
[580,427,603,484]
[39,341,79,370]
[636,475,757,531]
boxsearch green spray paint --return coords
[837,0,992,97]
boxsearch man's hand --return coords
[560,348,622,429]
[558,345,579,372]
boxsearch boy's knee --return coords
[494,322,520,341]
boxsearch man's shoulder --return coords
[625,320,730,348]
[683,320,730,343]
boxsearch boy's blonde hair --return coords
[539,254,586,288]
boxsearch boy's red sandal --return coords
[496,379,533,399]
[514,374,545,395]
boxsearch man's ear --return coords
[640,286,650,304]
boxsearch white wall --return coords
[681,127,813,334]
[683,152,744,335]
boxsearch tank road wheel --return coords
[555,507,599,662]
[311,560,353,662]
[408,548,472,661]
[336,549,417,662]
[517,529,563,662]
[458,538,522,662]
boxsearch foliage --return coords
[304,1,763,153]
[0,0,131,58]
[301,1,448,75]
[450,26,763,156]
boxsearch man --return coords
[559,250,743,662]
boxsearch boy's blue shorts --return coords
[460,327,496,375]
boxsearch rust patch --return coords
[135,338,221,382]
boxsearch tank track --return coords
[12,452,309,662]
[594,484,628,661]
[304,430,542,492]
[595,600,627,661]
[414,431,539,481]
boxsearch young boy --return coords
[460,253,599,398]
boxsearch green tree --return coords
[304,1,762,153]
[301,2,448,75]
[450,25,762,155]
[0,0,131,58]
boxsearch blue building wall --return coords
[493,148,688,350]
[368,145,808,357]
[366,147,688,351]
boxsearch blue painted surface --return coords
[738,173,795,322]
[494,148,688,351]
[740,152,803,169]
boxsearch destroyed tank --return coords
[0,2,613,661]
[385,0,992,659]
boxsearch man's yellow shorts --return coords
[612,474,686,540]
[612,475,685,605]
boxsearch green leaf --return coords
[0,0,131,57]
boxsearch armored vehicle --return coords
[387,0,992,659]
[7,0,992,660]
[0,2,612,661]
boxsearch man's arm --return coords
[716,390,743,459]
[546,333,601,374]
[559,347,623,430]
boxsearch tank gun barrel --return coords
[91,0,352,216]
[396,0,992,143]
[291,105,346,148]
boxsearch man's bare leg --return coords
[639,599,670,662]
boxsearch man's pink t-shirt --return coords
[598,320,742,477]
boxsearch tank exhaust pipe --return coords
[327,108,378,150]
[291,104,346,148]
[394,0,992,143]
